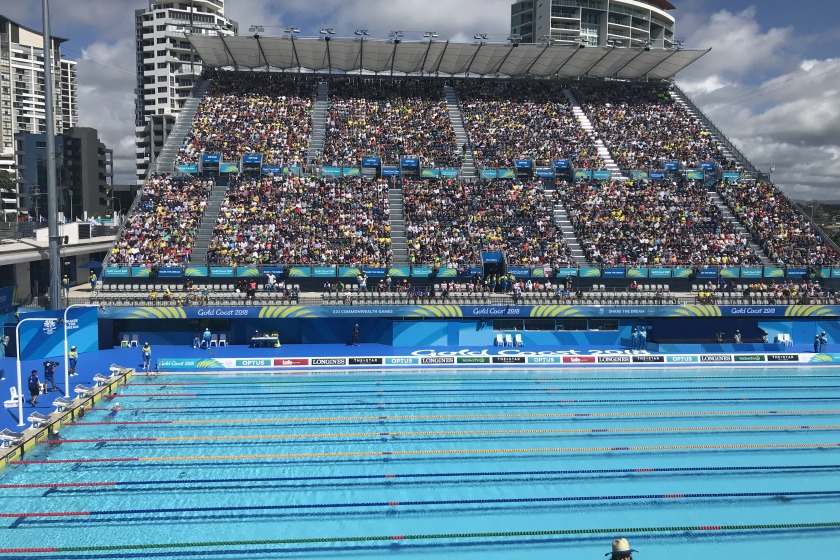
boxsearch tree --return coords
[0,170,13,192]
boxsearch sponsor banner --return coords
[132,266,151,277]
[735,355,766,362]
[649,268,672,279]
[349,357,383,365]
[158,358,203,371]
[492,356,526,364]
[202,153,221,163]
[313,266,337,278]
[553,160,570,169]
[288,267,311,278]
[385,357,420,365]
[700,355,733,362]
[563,356,596,364]
[557,267,578,277]
[177,164,199,173]
[832,268,840,279]
[362,157,381,167]
[632,355,665,363]
[722,172,740,182]
[768,354,799,362]
[666,355,699,363]
[627,268,649,278]
[262,266,285,276]
[421,356,455,364]
[457,356,491,364]
[672,267,692,278]
[593,170,612,180]
[527,356,563,364]
[603,267,626,278]
[401,158,419,167]
[700,162,716,171]
[283,166,301,176]
[210,267,235,278]
[311,358,348,366]
[482,252,503,264]
[597,355,632,363]
[235,359,273,368]
[242,154,262,164]
[818,268,830,279]
[104,266,130,278]
[515,159,533,169]
[158,267,183,278]
[274,358,309,366]
[18,308,98,359]
[630,170,649,180]
[664,161,679,171]
[535,168,555,178]
[698,268,719,279]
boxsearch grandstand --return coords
[97,36,839,306]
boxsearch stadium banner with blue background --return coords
[764,267,785,278]
[686,170,704,180]
[481,170,498,179]
[664,161,679,171]
[158,267,183,278]
[441,169,459,178]
[288,267,311,278]
[381,166,400,177]
[236,267,260,278]
[283,166,301,176]
[339,267,360,278]
[556,267,578,277]
[508,267,530,278]
[603,267,626,278]
[0,286,16,312]
[104,266,130,278]
[219,163,239,173]
[722,172,741,182]
[261,165,282,175]
[210,267,235,278]
[242,154,262,164]
[630,170,649,180]
[536,168,555,178]
[322,166,342,177]
[832,269,840,278]
[499,170,515,179]
[362,157,381,167]
[437,268,458,278]
[401,157,419,167]
[719,268,740,278]
[574,170,592,179]
[177,164,199,173]
[531,267,553,278]
[185,267,208,277]
[742,268,764,279]
[650,171,668,180]
[202,154,221,163]
[593,170,612,180]
[580,267,601,278]
[412,267,433,278]
[99,304,840,322]
[342,167,360,177]
[313,267,337,278]
[699,268,720,279]
[421,169,440,178]
[481,252,503,263]
[787,268,808,278]
[650,268,672,278]
[627,268,649,278]
[262,266,284,276]
[700,162,716,171]
[515,159,533,169]
[362,268,386,278]
[388,267,410,278]
[553,160,570,169]
[19,307,99,359]
[131,266,151,277]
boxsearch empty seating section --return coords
[177,71,315,166]
[574,82,734,170]
[403,179,574,268]
[321,78,459,168]
[207,175,391,267]
[110,175,213,266]
[457,80,601,169]
[565,179,760,266]
[717,180,838,265]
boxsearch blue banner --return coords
[481,170,498,179]
[362,268,386,278]
[342,167,360,177]
[421,169,441,178]
[131,266,152,278]
[104,266,130,278]
[722,172,740,183]
[282,166,301,176]
[627,268,649,278]
[185,267,208,277]
[381,166,401,177]
[631,170,649,180]
[499,170,515,179]
[158,267,183,278]
[673,267,692,279]
[236,267,260,278]
[514,159,533,169]
[553,160,570,169]
[362,157,381,167]
[700,162,715,171]
[202,153,221,163]
[19,308,98,359]
[764,267,784,278]
[579,267,601,278]
[508,267,531,278]
[242,154,262,164]
[412,267,433,278]
[220,163,239,174]
[322,166,342,177]
[593,170,612,180]
[437,268,458,278]
[401,157,419,167]
[262,266,285,276]
[210,267,235,278]
[649,268,672,279]
[719,268,740,278]
[787,268,808,278]
[686,170,704,180]
[832,269,840,279]
[481,252,503,264]
[664,161,679,171]
[313,267,337,278]
[698,268,719,279]
[262,165,282,175]
[441,169,459,178]
[603,267,626,278]
[650,171,667,180]
[0,286,16,312]
[388,267,410,278]
[339,267,360,278]
[177,164,199,173]
[556,267,578,277]
[535,168,555,178]
[287,267,311,278]
[574,170,592,180]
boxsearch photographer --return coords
[43,360,59,393]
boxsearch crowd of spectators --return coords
[110,175,213,266]
[717,180,838,266]
[321,78,459,168]
[457,80,602,170]
[403,178,575,268]
[177,71,315,166]
[565,178,761,266]
[207,175,392,267]
[574,82,736,171]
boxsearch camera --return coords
[44,361,59,367]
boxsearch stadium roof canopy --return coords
[187,35,709,80]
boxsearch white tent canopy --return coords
[188,35,709,80]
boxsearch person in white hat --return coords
[606,537,637,559]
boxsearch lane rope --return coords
[3,464,839,490]
[12,442,840,465]
[41,424,840,445]
[2,521,840,553]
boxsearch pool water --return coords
[2,368,840,559]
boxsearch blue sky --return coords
[4,0,839,199]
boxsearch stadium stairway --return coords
[152,79,210,174]
[549,190,588,265]
[308,81,329,163]
[707,190,772,265]
[563,89,628,181]
[443,86,476,179]
[186,178,229,266]
[389,185,409,266]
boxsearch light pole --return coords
[15,316,61,426]
[64,304,97,398]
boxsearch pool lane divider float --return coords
[3,464,839,490]
[71,409,840,425]
[4,489,840,519]
[38,424,840,445]
[12,442,840,465]
[3,521,840,555]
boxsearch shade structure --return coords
[188,35,709,80]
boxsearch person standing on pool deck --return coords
[68,346,79,377]
[28,370,41,405]
[630,327,638,350]
[639,327,647,350]
[819,331,828,352]
[606,537,637,559]
[351,324,360,346]
[814,334,821,353]
[202,328,212,349]
[43,360,58,392]
[141,342,152,372]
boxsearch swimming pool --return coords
[2,367,840,559]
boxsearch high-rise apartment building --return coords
[0,15,78,217]
[510,0,675,48]
[134,0,237,184]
